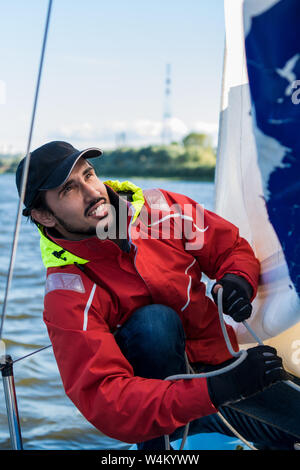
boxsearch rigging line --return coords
[0,0,53,340]
[12,345,52,364]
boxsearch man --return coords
[16,141,299,450]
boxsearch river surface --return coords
[0,173,243,450]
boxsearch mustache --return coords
[84,197,107,217]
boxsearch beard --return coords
[53,213,99,237]
[50,192,128,241]
[54,196,110,238]
[52,196,115,240]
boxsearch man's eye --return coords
[64,186,72,194]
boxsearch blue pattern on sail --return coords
[244,0,300,297]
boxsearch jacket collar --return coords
[39,180,144,268]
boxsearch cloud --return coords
[192,121,218,135]
[56,122,96,140]
[192,121,219,145]
[48,117,217,148]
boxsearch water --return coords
[0,173,243,450]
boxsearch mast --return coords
[0,0,53,449]
[161,63,172,145]
[1,356,23,450]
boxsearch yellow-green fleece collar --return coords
[39,179,145,268]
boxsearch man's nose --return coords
[82,181,100,200]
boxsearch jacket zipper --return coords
[128,211,153,297]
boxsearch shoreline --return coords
[0,169,215,182]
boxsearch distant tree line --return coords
[93,132,216,180]
[0,153,22,174]
[0,132,216,180]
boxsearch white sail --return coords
[215,0,300,376]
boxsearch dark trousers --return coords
[115,304,300,450]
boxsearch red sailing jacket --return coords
[42,183,260,443]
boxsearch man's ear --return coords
[31,209,56,227]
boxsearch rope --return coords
[12,345,52,364]
[0,0,53,340]
[216,411,257,451]
[242,321,300,393]
[164,287,300,450]
[164,288,254,451]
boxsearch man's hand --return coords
[211,274,253,322]
[207,345,290,408]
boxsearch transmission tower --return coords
[162,63,172,145]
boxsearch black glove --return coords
[211,274,253,322]
[207,345,290,408]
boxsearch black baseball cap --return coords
[16,141,103,215]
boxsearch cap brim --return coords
[39,147,102,191]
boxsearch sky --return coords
[0,0,225,154]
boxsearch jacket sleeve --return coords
[162,190,260,300]
[43,276,217,444]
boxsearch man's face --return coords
[34,158,114,240]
